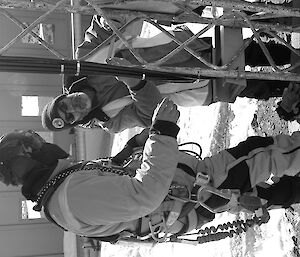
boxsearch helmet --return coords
[41,94,67,131]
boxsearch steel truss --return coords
[0,0,299,82]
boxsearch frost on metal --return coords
[0,0,95,14]
[0,0,51,11]
[0,0,299,81]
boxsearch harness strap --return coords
[177,163,196,178]
[139,199,197,242]
[166,200,184,226]
[34,162,88,211]
[39,160,138,243]
[142,160,202,242]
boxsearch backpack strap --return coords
[40,162,88,230]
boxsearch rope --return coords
[169,212,270,244]
[34,159,133,211]
[179,142,203,160]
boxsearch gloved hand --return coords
[280,83,300,113]
[276,83,300,122]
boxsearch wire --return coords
[0,56,200,82]
[179,142,203,159]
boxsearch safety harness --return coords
[37,143,270,245]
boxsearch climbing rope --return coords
[179,142,203,160]
[169,210,270,244]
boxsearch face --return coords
[57,92,92,124]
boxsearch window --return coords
[21,200,43,219]
[21,95,53,116]
[20,130,53,220]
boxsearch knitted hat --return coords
[41,94,68,131]
[0,130,69,186]
[0,131,32,163]
[0,131,24,185]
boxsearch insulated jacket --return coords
[66,76,162,133]
[46,128,300,239]
[75,15,247,107]
[47,132,199,238]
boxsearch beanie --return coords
[0,130,68,164]
[0,131,25,185]
[41,94,68,131]
[0,131,26,163]
[0,130,69,186]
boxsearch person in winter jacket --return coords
[41,15,293,133]
[41,69,162,133]
[3,98,300,243]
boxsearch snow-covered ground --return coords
[103,97,298,257]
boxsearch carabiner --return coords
[196,185,240,213]
[148,215,168,243]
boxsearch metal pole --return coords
[71,0,82,59]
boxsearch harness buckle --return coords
[194,172,210,186]
[196,185,240,213]
[99,158,112,167]
[100,158,125,170]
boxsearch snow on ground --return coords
[228,97,258,147]
[228,98,296,257]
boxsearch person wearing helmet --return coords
[42,72,163,133]
[41,15,293,133]
[41,70,291,134]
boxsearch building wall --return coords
[0,8,75,257]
